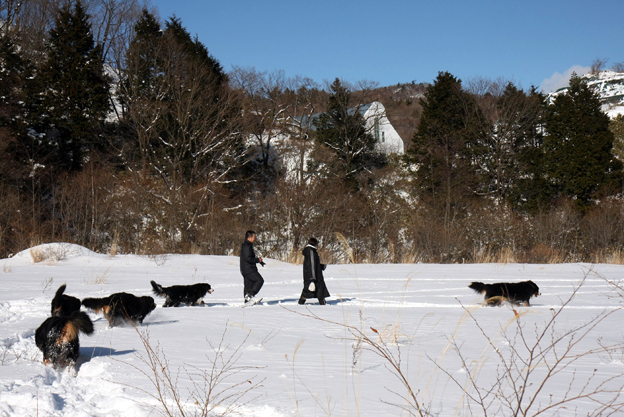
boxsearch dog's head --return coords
[200,283,214,294]
[140,296,157,313]
[527,280,541,297]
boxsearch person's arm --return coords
[310,251,317,281]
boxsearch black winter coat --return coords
[240,240,260,276]
[301,245,330,299]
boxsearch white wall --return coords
[362,101,405,154]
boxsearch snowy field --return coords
[1,243,624,416]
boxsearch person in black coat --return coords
[299,237,330,305]
[240,230,264,303]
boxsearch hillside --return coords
[549,70,624,118]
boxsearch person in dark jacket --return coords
[299,237,330,305]
[240,230,264,304]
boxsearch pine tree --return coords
[313,78,377,183]
[27,0,109,172]
[542,73,622,210]
[163,16,226,86]
[407,71,485,225]
[0,31,31,181]
[610,114,624,163]
[125,9,162,101]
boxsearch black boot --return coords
[298,296,306,305]
[319,298,326,305]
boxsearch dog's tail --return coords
[150,280,166,297]
[55,283,67,298]
[468,282,487,294]
[60,311,94,344]
[82,297,110,315]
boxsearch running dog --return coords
[51,284,81,317]
[468,280,541,306]
[82,292,156,327]
[35,311,94,369]
[150,280,214,307]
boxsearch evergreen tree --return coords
[475,83,544,202]
[313,78,378,183]
[0,31,31,182]
[163,16,226,86]
[407,71,485,225]
[542,73,621,210]
[610,114,624,163]
[125,9,162,101]
[26,0,110,172]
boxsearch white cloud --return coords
[539,65,591,93]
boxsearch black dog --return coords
[35,311,94,369]
[82,292,156,327]
[51,284,81,317]
[150,280,214,307]
[468,280,541,306]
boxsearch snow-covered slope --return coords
[1,244,624,416]
[549,70,624,118]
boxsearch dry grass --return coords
[29,243,74,264]
[593,248,624,264]
[108,231,119,258]
[84,268,110,285]
[41,277,54,293]
[335,232,355,264]
[29,247,46,263]
[399,251,425,264]
[472,246,516,264]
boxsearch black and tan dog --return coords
[51,284,81,317]
[35,311,94,369]
[82,292,156,327]
[468,280,541,306]
[150,280,214,307]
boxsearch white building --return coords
[359,101,405,154]
[291,101,404,155]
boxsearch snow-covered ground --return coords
[1,243,624,416]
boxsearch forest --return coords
[2,0,624,264]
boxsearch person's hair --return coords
[245,230,256,240]
[308,237,318,247]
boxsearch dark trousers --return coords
[243,271,264,297]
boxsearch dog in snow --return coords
[82,292,156,327]
[51,284,81,317]
[468,280,541,306]
[35,311,94,370]
[150,280,214,307]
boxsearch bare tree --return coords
[591,57,609,74]
[612,61,624,73]
[229,66,291,172]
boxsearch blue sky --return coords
[148,0,623,93]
